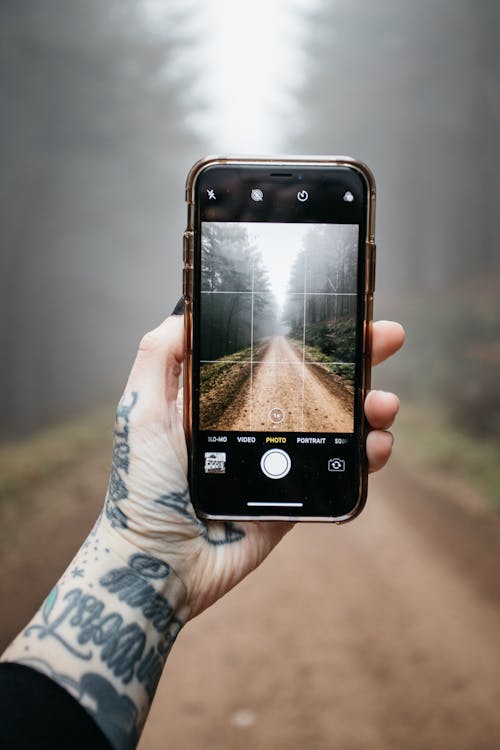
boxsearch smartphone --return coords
[183,156,375,522]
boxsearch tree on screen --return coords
[200,223,278,360]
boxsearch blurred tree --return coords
[295,0,500,293]
[295,0,500,436]
[0,0,202,436]
[283,225,357,343]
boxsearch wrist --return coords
[1,514,189,750]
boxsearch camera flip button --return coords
[328,457,346,472]
[261,449,291,479]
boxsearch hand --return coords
[103,315,404,619]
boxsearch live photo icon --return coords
[204,452,227,474]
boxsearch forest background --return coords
[1,4,499,749]
[1,2,498,505]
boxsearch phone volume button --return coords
[183,231,194,265]
[182,267,193,298]
[370,243,376,292]
[366,242,376,293]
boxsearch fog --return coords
[2,0,497,438]
[1,3,500,747]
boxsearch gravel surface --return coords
[213,336,353,432]
[1,442,500,749]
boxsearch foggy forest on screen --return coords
[199,222,358,432]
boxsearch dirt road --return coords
[1,450,500,749]
[217,336,353,432]
[141,468,500,750]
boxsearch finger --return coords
[366,430,394,473]
[176,386,184,420]
[126,315,184,405]
[364,390,400,430]
[372,321,405,366]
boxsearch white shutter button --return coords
[260,449,291,479]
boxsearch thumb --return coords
[125,315,184,414]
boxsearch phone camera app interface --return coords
[199,222,358,434]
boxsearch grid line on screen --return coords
[249,254,255,428]
[201,290,357,296]
[199,221,358,433]
[301,244,308,431]
[200,360,355,365]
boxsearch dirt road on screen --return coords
[218,335,353,432]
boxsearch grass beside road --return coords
[0,405,115,503]
[396,405,500,509]
[199,345,254,392]
[1,393,497,515]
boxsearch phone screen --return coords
[188,163,372,520]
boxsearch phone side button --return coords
[369,243,376,292]
[183,231,194,265]
[182,267,193,297]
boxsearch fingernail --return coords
[171,297,184,316]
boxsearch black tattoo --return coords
[100,554,174,632]
[155,489,246,545]
[79,672,138,750]
[105,392,138,529]
[15,658,139,750]
[24,581,182,686]
[25,586,93,660]
[155,489,194,521]
[136,646,163,699]
[205,522,246,545]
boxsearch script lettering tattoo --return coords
[135,614,182,699]
[97,552,183,697]
[135,610,182,700]
[24,586,92,659]
[155,489,246,545]
[106,391,138,529]
[25,586,145,681]
[136,646,163,699]
[100,554,174,632]
[24,576,182,687]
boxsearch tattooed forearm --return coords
[106,391,138,529]
[25,555,182,685]
[0,342,261,750]
[4,543,186,750]
[26,586,147,681]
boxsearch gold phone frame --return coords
[183,155,376,523]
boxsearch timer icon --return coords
[297,190,309,202]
